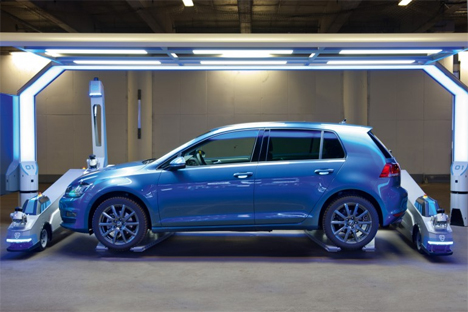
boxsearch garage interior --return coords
[1,1,468,312]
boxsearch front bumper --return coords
[59,196,90,233]
[421,241,453,255]
[5,230,39,252]
[422,232,454,256]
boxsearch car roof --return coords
[210,121,372,133]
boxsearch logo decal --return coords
[439,235,445,242]
[14,232,21,239]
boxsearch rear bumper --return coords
[382,186,408,226]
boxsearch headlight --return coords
[65,182,91,198]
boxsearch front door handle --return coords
[314,169,334,175]
[233,172,253,179]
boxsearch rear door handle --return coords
[233,172,253,179]
[314,169,334,175]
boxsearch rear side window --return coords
[368,131,392,158]
[322,131,345,159]
[266,129,345,161]
[268,130,321,161]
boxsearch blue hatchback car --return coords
[60,122,407,251]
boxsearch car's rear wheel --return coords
[323,196,379,250]
[36,227,49,251]
[92,197,148,251]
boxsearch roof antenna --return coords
[339,119,347,124]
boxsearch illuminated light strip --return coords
[200,61,288,65]
[63,64,428,71]
[328,60,416,65]
[19,66,65,162]
[6,238,32,243]
[45,49,147,55]
[73,60,161,65]
[13,96,19,160]
[309,53,316,58]
[424,65,468,162]
[427,241,453,245]
[183,0,194,6]
[339,49,442,55]
[193,50,293,57]
[170,53,178,58]
[398,0,412,6]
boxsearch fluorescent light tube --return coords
[339,49,442,55]
[73,60,161,65]
[309,53,316,58]
[45,49,147,56]
[170,53,178,58]
[200,61,288,65]
[398,0,412,6]
[183,0,194,6]
[193,50,293,57]
[327,60,415,65]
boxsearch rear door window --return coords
[267,130,321,161]
[265,129,345,161]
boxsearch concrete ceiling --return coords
[1,0,466,35]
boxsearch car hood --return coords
[78,161,147,183]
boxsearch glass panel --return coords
[268,130,321,161]
[368,131,392,158]
[23,199,38,215]
[322,131,345,159]
[183,130,258,166]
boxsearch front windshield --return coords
[22,199,38,215]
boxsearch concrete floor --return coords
[0,183,467,312]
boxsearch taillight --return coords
[380,163,401,178]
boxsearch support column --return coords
[127,71,153,161]
[459,52,468,86]
[343,71,368,125]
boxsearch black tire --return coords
[36,226,49,252]
[322,196,379,250]
[414,228,424,254]
[92,197,148,251]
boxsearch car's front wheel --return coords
[414,228,424,254]
[323,196,379,250]
[92,197,148,251]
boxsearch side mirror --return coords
[168,156,186,170]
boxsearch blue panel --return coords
[0,93,16,195]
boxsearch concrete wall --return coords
[0,54,50,95]
[0,54,453,178]
[368,70,452,175]
[36,71,128,174]
[151,71,343,157]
